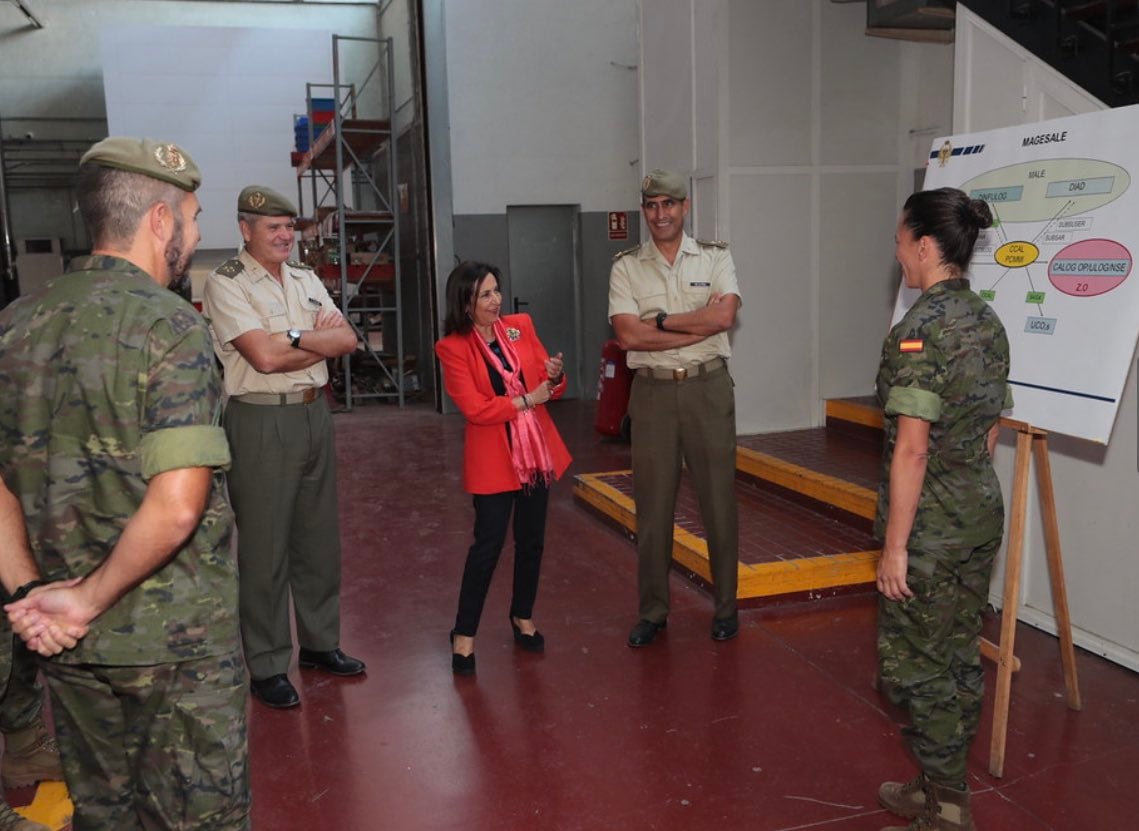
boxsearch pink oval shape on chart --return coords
[1048,238,1132,297]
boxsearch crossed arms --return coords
[611,292,740,352]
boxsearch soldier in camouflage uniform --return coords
[873,188,1012,831]
[0,138,249,830]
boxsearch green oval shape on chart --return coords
[962,158,1130,223]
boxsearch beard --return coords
[165,212,195,303]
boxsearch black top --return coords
[484,339,527,447]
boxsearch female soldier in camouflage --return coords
[874,187,1012,831]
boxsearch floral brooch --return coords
[506,327,521,342]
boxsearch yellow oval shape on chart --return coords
[994,241,1039,268]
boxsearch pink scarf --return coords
[473,320,555,487]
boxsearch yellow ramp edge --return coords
[17,780,73,830]
[734,446,877,520]
[826,398,884,430]
[573,472,878,599]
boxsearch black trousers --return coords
[453,483,549,636]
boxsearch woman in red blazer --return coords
[435,261,572,675]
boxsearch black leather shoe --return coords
[510,615,545,653]
[298,648,366,677]
[711,616,739,642]
[627,619,666,647]
[250,674,300,709]
[450,630,475,676]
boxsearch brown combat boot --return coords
[878,772,928,819]
[0,800,50,831]
[880,780,975,831]
[1,720,63,789]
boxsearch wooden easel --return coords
[981,417,1082,777]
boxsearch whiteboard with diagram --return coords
[893,105,1139,444]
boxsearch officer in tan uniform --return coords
[608,169,742,647]
[202,186,364,709]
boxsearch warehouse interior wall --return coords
[640,0,955,436]
[437,0,643,402]
[955,8,1139,672]
[0,0,380,253]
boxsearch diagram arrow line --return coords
[990,266,1013,289]
[1030,199,1077,246]
[989,200,1009,245]
[1023,266,1045,315]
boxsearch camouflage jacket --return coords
[0,256,239,665]
[874,278,1011,550]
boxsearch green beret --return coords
[641,169,687,200]
[237,185,297,218]
[79,137,201,192]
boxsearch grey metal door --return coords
[506,205,581,399]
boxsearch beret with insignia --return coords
[79,137,201,192]
[238,185,297,218]
[641,168,687,200]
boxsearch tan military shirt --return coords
[608,232,741,370]
[202,248,335,395]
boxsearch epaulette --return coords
[696,238,729,249]
[287,259,315,272]
[215,258,244,278]
[612,244,641,262]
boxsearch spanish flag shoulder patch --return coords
[899,339,924,353]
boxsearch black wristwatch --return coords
[287,328,302,348]
[7,579,46,603]
[655,311,668,331]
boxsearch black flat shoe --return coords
[450,630,476,676]
[509,615,545,653]
[298,647,366,676]
[250,674,300,709]
[627,619,666,647]
[710,615,739,642]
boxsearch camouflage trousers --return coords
[0,631,47,734]
[40,651,250,831]
[878,536,1001,789]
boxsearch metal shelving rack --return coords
[294,35,404,409]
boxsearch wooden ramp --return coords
[573,398,885,601]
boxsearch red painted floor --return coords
[244,399,1139,830]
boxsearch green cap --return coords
[79,137,201,192]
[237,185,297,217]
[641,169,687,200]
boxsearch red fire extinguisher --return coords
[594,339,632,441]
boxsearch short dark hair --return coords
[75,163,185,249]
[901,187,993,276]
[443,261,501,336]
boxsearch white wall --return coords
[443,0,641,215]
[956,8,1139,671]
[0,0,378,250]
[640,0,955,435]
[101,25,335,250]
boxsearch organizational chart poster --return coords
[894,105,1139,444]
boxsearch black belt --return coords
[231,388,321,406]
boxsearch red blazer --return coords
[435,314,572,495]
